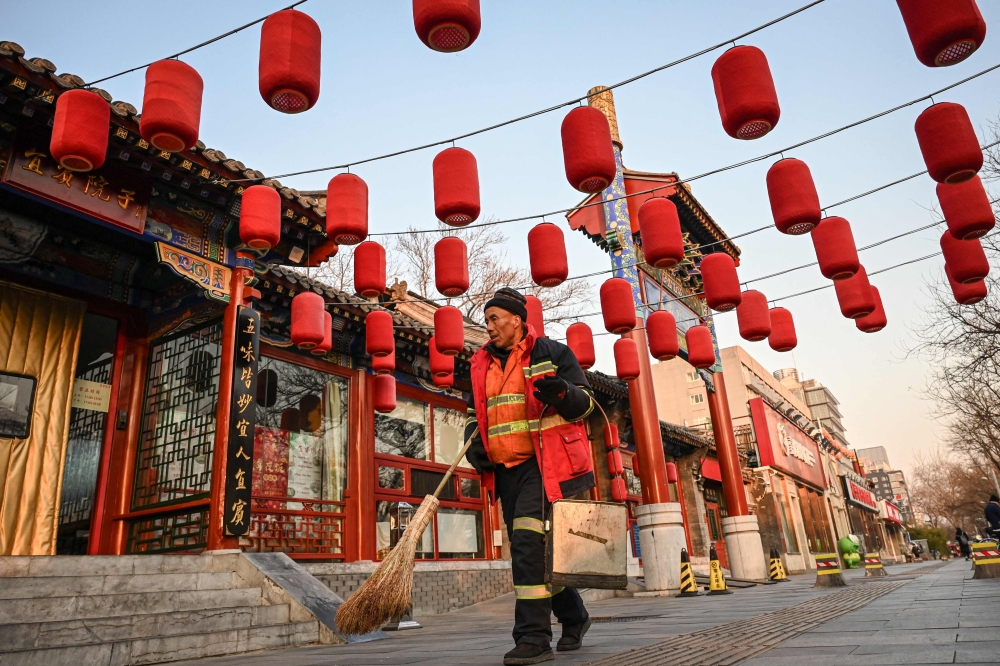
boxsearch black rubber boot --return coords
[556,618,591,652]
[503,642,554,665]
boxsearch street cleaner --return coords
[465,287,596,665]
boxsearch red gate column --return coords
[707,369,767,579]
[625,317,670,505]
[207,258,253,551]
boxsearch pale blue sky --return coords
[5,0,999,475]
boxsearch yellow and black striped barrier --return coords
[864,552,886,577]
[768,547,788,582]
[814,552,846,588]
[679,548,701,597]
[972,541,1000,579]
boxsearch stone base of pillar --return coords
[721,514,768,581]
[633,502,686,595]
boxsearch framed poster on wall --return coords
[0,372,36,439]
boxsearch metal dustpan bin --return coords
[545,499,628,590]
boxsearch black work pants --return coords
[494,456,588,647]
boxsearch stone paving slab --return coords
[171,559,996,666]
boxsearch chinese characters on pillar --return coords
[224,307,259,536]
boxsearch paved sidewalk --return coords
[175,559,998,666]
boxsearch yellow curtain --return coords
[0,282,85,555]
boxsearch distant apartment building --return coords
[857,446,892,473]
[856,449,915,524]
[773,369,850,447]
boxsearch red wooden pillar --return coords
[207,261,253,551]
[705,371,749,517]
[624,317,670,505]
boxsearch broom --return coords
[335,432,477,636]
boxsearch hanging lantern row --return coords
[354,241,387,298]
[855,287,887,333]
[600,278,636,334]
[372,347,396,375]
[940,232,990,284]
[766,159,821,236]
[366,311,394,357]
[638,198,685,268]
[812,216,860,281]
[311,311,333,356]
[429,336,455,378]
[736,290,771,342]
[566,322,596,370]
[946,265,987,305]
[834,267,876,319]
[614,338,639,381]
[374,374,397,413]
[915,102,983,185]
[527,223,569,287]
[413,0,482,53]
[290,291,326,349]
[700,253,742,312]
[434,306,465,355]
[647,310,679,361]
[896,0,986,68]
[937,175,995,240]
[561,106,618,193]
[259,9,322,113]
[50,90,111,172]
[711,45,781,140]
[767,307,797,351]
[686,325,716,369]
[435,237,470,296]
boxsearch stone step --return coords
[0,587,263,625]
[0,603,291,652]
[0,555,223,579]
[0,572,239,600]
[0,620,319,666]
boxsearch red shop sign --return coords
[749,397,826,489]
[881,499,902,524]
[845,477,878,511]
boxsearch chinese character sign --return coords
[224,306,259,536]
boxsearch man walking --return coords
[465,288,595,665]
[986,494,1000,540]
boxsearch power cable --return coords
[365,64,1000,237]
[229,0,828,184]
[82,1,310,88]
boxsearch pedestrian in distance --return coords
[986,494,1000,540]
[464,288,596,666]
[957,527,972,560]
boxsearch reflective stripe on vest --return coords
[487,393,526,409]
[524,360,557,379]
[512,517,545,534]
[488,420,532,438]
[515,585,552,600]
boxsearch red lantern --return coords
[607,449,624,476]
[353,241,386,298]
[767,307,797,351]
[50,90,110,172]
[307,239,339,266]
[915,103,983,184]
[433,371,454,389]
[896,0,987,67]
[139,60,203,152]
[834,267,876,319]
[239,185,281,251]
[945,265,988,304]
[429,336,455,377]
[736,290,771,341]
[434,236,469,296]
[811,217,860,280]
[413,0,481,53]
[614,338,640,381]
[326,173,368,244]
[433,147,480,226]
[291,291,325,349]
[372,346,396,375]
[633,455,642,479]
[365,310,394,357]
[610,476,628,502]
[937,175,995,240]
[373,374,397,413]
[604,423,620,450]
[686,325,716,369]
[560,106,617,193]
[638,198,685,267]
[766,158,821,235]
[528,223,569,287]
[525,295,545,337]
[259,9,321,113]
[700,253,742,311]
[665,461,677,483]
[855,287,887,333]
[566,322,596,370]
[311,311,333,356]
[434,305,465,356]
[940,231,989,284]
[647,310,679,361]
[600,278,636,334]
[711,45,780,140]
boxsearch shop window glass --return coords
[58,312,119,554]
[437,508,483,558]
[376,500,433,560]
[378,466,405,490]
[461,477,481,499]
[624,467,642,496]
[253,356,350,505]
[774,477,800,553]
[434,406,472,468]
[132,321,222,510]
[376,396,429,460]
[412,467,456,500]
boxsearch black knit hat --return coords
[484,287,528,321]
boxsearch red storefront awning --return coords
[701,458,722,482]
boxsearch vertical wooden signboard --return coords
[224,307,259,536]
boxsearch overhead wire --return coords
[227,0,829,184]
[364,64,1000,238]
[81,1,310,88]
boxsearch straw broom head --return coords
[335,494,440,636]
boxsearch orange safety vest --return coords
[483,337,534,467]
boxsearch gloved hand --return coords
[466,438,494,474]
[533,374,569,406]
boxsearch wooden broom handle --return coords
[432,428,478,499]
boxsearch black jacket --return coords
[986,502,1000,530]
